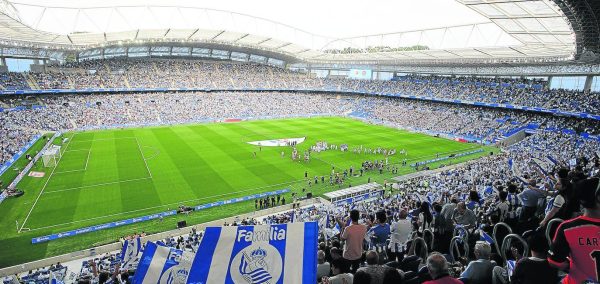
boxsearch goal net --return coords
[42,145,61,167]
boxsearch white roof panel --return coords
[105,30,136,42]
[516,18,546,32]
[495,2,528,16]
[164,29,197,39]
[188,29,223,40]
[213,31,246,43]
[236,34,270,45]
[136,29,168,39]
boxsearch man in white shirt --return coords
[389,209,412,262]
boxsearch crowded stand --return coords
[9,59,600,116]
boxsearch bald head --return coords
[317,250,325,264]
[427,253,449,279]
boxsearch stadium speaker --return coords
[177,220,187,228]
[306,193,313,199]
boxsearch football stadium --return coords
[0,0,599,283]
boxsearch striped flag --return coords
[545,155,558,165]
[506,260,516,277]
[532,158,550,175]
[185,222,318,284]
[120,237,143,270]
[132,242,194,284]
[49,271,64,284]
[479,230,494,245]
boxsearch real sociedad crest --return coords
[231,244,283,284]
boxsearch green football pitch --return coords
[0,117,495,267]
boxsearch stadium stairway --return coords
[66,76,75,89]
[24,73,39,90]
[69,118,78,129]
[124,76,131,88]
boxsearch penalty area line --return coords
[135,137,153,178]
[53,149,91,174]
[43,177,153,194]
[19,133,74,233]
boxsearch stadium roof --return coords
[0,0,579,64]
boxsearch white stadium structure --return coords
[0,0,599,283]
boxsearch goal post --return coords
[42,145,61,167]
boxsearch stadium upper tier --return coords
[0,0,585,64]
[1,59,599,115]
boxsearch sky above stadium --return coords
[10,0,489,38]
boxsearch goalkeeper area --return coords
[0,117,495,267]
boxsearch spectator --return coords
[340,209,368,273]
[549,177,600,284]
[352,271,372,284]
[317,250,331,281]
[460,241,495,284]
[389,209,412,262]
[452,202,477,230]
[424,253,462,284]
[517,182,547,232]
[324,258,353,284]
[368,210,390,248]
[539,169,577,227]
[510,232,559,284]
[356,251,393,284]
[417,201,434,235]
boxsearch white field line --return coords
[84,149,91,170]
[69,136,136,143]
[27,178,305,232]
[64,149,90,153]
[53,169,86,174]
[135,137,153,178]
[54,149,91,174]
[43,177,153,194]
[19,133,75,232]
